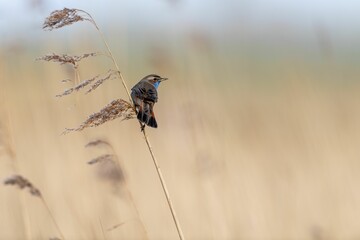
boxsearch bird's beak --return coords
[159,77,168,82]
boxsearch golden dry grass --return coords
[1,32,360,240]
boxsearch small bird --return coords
[131,74,168,130]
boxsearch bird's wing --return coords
[144,87,158,102]
[132,81,158,103]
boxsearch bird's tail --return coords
[147,110,158,128]
[137,102,158,128]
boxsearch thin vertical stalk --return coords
[142,129,185,240]
[79,11,132,103]
[80,10,185,240]
[40,197,65,240]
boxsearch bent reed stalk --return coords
[42,8,185,240]
[84,10,185,240]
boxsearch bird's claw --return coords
[141,124,145,132]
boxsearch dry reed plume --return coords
[56,70,117,97]
[36,52,98,69]
[87,154,125,183]
[43,8,86,30]
[1,106,36,239]
[63,99,135,134]
[85,139,112,148]
[88,154,116,165]
[41,8,185,239]
[86,139,124,184]
[3,175,65,240]
[4,175,41,197]
[86,139,148,238]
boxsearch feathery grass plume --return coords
[2,97,64,239]
[4,175,41,197]
[0,111,34,238]
[43,8,87,30]
[4,175,65,239]
[85,70,118,94]
[37,52,98,69]
[88,154,125,183]
[88,154,114,165]
[86,141,124,184]
[64,99,135,134]
[56,74,100,97]
[86,139,148,238]
[56,70,116,97]
[85,139,112,148]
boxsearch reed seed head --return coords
[4,175,41,197]
[86,70,118,94]
[36,53,98,68]
[56,70,116,97]
[63,99,135,134]
[85,139,112,148]
[88,154,115,165]
[43,8,86,30]
[88,154,125,184]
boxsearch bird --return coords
[131,74,168,130]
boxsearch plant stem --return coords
[82,11,132,103]
[83,11,185,240]
[143,129,185,240]
[40,196,65,240]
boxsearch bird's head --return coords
[143,74,168,89]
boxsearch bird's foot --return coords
[141,124,146,132]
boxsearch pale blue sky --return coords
[1,0,360,45]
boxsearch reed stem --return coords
[40,197,65,240]
[81,10,185,240]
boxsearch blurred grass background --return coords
[1,0,360,239]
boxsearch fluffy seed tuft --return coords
[88,154,115,165]
[63,99,135,134]
[43,8,86,30]
[36,53,98,68]
[88,154,125,184]
[85,139,112,148]
[56,70,116,97]
[4,175,41,197]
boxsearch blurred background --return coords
[1,0,360,239]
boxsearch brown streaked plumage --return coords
[131,74,168,129]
